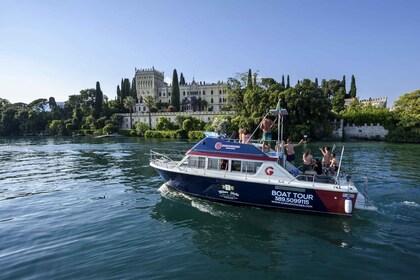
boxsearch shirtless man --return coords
[319,146,332,169]
[284,138,303,164]
[260,117,273,152]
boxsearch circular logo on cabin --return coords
[215,142,223,150]
[265,166,274,176]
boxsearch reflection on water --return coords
[152,184,363,272]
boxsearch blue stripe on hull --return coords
[156,168,350,216]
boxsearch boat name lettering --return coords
[342,193,354,198]
[214,142,241,150]
[218,190,239,200]
[271,190,314,208]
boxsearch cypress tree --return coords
[171,69,180,111]
[120,79,124,99]
[117,85,121,101]
[315,78,319,87]
[94,81,103,118]
[180,73,185,86]
[286,75,290,89]
[124,78,130,99]
[131,77,137,101]
[247,69,252,89]
[281,75,285,87]
[341,75,347,96]
[349,75,357,98]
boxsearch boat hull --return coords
[155,167,357,216]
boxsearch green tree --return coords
[131,77,137,100]
[332,87,346,112]
[281,75,285,87]
[143,95,156,128]
[349,75,357,98]
[123,96,136,129]
[341,75,346,96]
[134,121,150,136]
[286,75,290,89]
[49,120,63,136]
[0,108,19,135]
[156,117,173,130]
[247,69,253,89]
[182,119,193,131]
[94,81,103,119]
[283,79,332,139]
[180,73,186,86]
[393,90,420,128]
[171,69,180,111]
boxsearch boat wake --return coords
[401,201,419,208]
[158,184,232,217]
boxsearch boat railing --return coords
[149,149,184,168]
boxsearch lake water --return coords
[0,137,419,279]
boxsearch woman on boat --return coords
[240,128,251,143]
[330,153,340,174]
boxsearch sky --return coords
[1,0,419,107]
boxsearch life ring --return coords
[265,166,274,176]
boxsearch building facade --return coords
[134,67,228,113]
[344,97,387,108]
[119,67,231,129]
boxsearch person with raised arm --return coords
[284,138,303,164]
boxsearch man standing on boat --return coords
[285,138,303,164]
[260,117,273,152]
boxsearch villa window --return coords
[211,90,213,95]
[203,90,205,95]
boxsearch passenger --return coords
[319,146,332,168]
[313,159,323,175]
[330,153,340,173]
[260,117,273,152]
[242,128,251,144]
[238,128,245,143]
[284,138,303,164]
[302,148,315,173]
[220,159,228,170]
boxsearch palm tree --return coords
[143,95,156,129]
[123,96,136,129]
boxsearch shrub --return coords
[188,131,205,139]
[134,122,150,137]
[175,129,188,139]
[385,127,420,143]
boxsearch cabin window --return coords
[208,158,229,171]
[220,159,229,171]
[188,156,206,169]
[231,160,241,172]
[242,161,263,174]
[208,158,219,170]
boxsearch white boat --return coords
[150,102,368,216]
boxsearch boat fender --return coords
[265,166,274,176]
[344,197,352,214]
